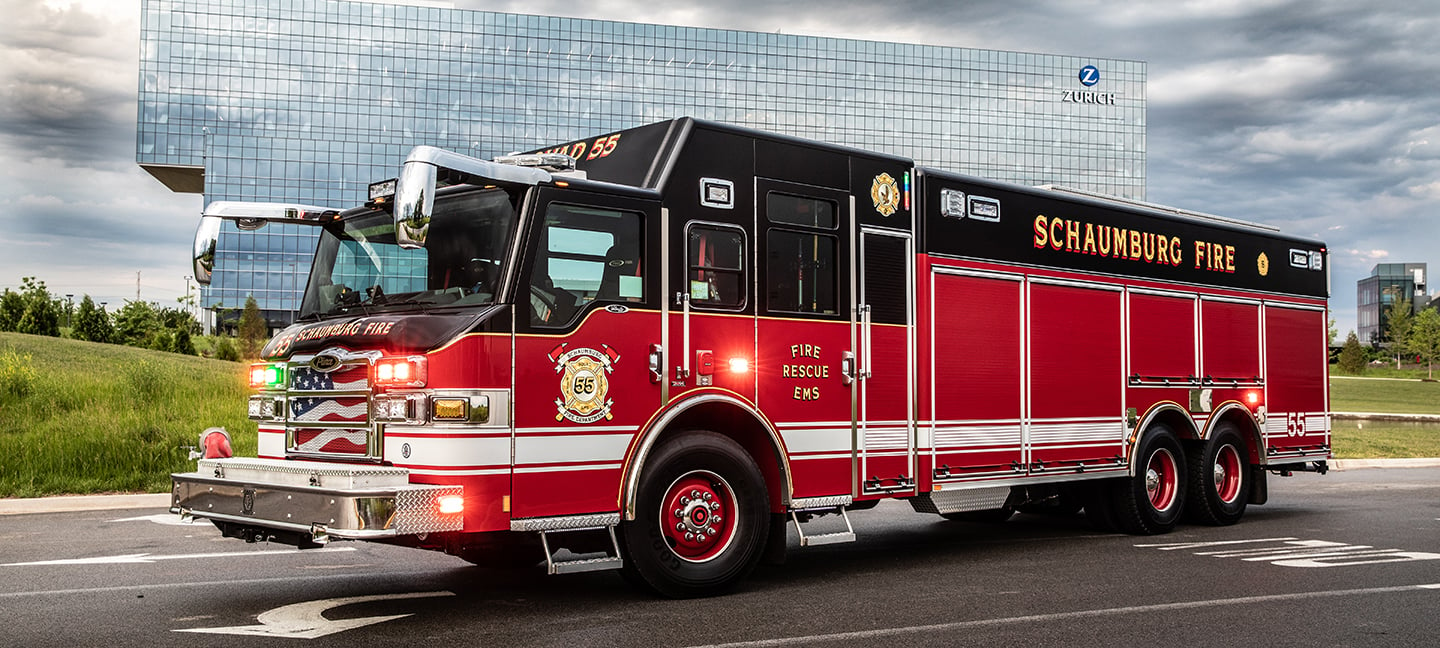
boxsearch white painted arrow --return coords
[175,591,455,639]
[110,513,195,526]
[1,546,355,567]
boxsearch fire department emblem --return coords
[1257,252,1270,277]
[550,344,620,423]
[871,173,900,217]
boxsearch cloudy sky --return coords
[3,0,1438,334]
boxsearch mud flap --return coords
[1248,465,1268,505]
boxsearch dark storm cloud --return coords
[0,0,138,169]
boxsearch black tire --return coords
[619,431,769,598]
[1107,424,1187,535]
[1184,423,1250,526]
[941,507,1015,523]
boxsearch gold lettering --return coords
[1082,222,1097,254]
[1034,215,1049,248]
[1065,219,1080,251]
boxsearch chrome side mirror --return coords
[394,160,436,249]
[193,215,221,286]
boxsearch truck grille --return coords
[284,357,378,460]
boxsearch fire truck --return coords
[174,118,1330,598]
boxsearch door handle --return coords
[648,344,663,384]
[841,351,856,386]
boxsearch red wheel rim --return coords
[659,470,737,563]
[1144,448,1178,512]
[1213,443,1243,504]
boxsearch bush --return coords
[214,336,240,362]
[71,295,113,344]
[0,348,37,400]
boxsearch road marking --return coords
[1138,537,1440,568]
[1,547,355,567]
[0,568,445,600]
[681,584,1440,648]
[175,591,454,639]
[110,513,194,526]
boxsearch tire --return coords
[941,507,1015,523]
[619,431,769,598]
[1107,424,1187,535]
[1184,423,1250,526]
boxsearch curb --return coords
[1329,458,1440,471]
[1332,412,1440,422]
[0,493,171,516]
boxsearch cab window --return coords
[528,203,643,327]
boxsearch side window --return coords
[528,203,643,327]
[687,224,745,310]
[766,192,838,315]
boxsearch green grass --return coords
[0,332,254,498]
[1329,375,1440,415]
[1331,421,1440,459]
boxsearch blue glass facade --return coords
[137,0,1147,324]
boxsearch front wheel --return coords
[1185,423,1250,525]
[619,431,769,598]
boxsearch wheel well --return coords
[622,397,789,518]
[1145,405,1200,442]
[1207,405,1264,465]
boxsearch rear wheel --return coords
[619,431,769,598]
[1185,423,1250,525]
[1106,424,1187,535]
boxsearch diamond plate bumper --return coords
[171,458,463,540]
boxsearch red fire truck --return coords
[174,118,1331,597]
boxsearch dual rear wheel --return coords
[1087,421,1251,535]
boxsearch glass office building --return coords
[137,0,1147,326]
[1357,263,1428,344]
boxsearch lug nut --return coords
[680,496,689,504]
[710,501,720,510]
[690,489,700,499]
[702,492,712,501]
[685,532,694,541]
[674,508,683,518]
[676,522,685,531]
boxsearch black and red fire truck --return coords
[174,118,1330,597]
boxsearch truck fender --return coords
[618,393,792,521]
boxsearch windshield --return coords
[298,188,521,319]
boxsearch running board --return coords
[790,496,857,547]
[512,513,624,575]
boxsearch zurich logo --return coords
[1078,65,1100,87]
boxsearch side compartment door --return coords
[857,228,916,494]
[510,188,663,519]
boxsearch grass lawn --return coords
[1331,421,1440,459]
[1,332,253,497]
[1329,376,1440,415]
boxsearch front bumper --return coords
[171,458,463,541]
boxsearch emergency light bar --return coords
[491,153,578,172]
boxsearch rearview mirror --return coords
[192,215,221,286]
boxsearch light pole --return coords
[65,294,73,328]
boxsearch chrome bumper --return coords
[171,458,463,541]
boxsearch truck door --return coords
[510,187,663,519]
[754,180,853,500]
[856,227,916,494]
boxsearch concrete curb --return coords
[1332,412,1440,422]
[1329,458,1440,470]
[0,493,171,516]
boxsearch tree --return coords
[1406,309,1440,380]
[213,336,240,362]
[1384,297,1414,369]
[170,326,196,356]
[1327,316,1338,348]
[15,277,60,337]
[113,300,162,348]
[238,295,267,359]
[71,295,113,343]
[1337,331,1366,374]
[0,289,23,331]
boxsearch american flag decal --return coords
[286,359,373,458]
